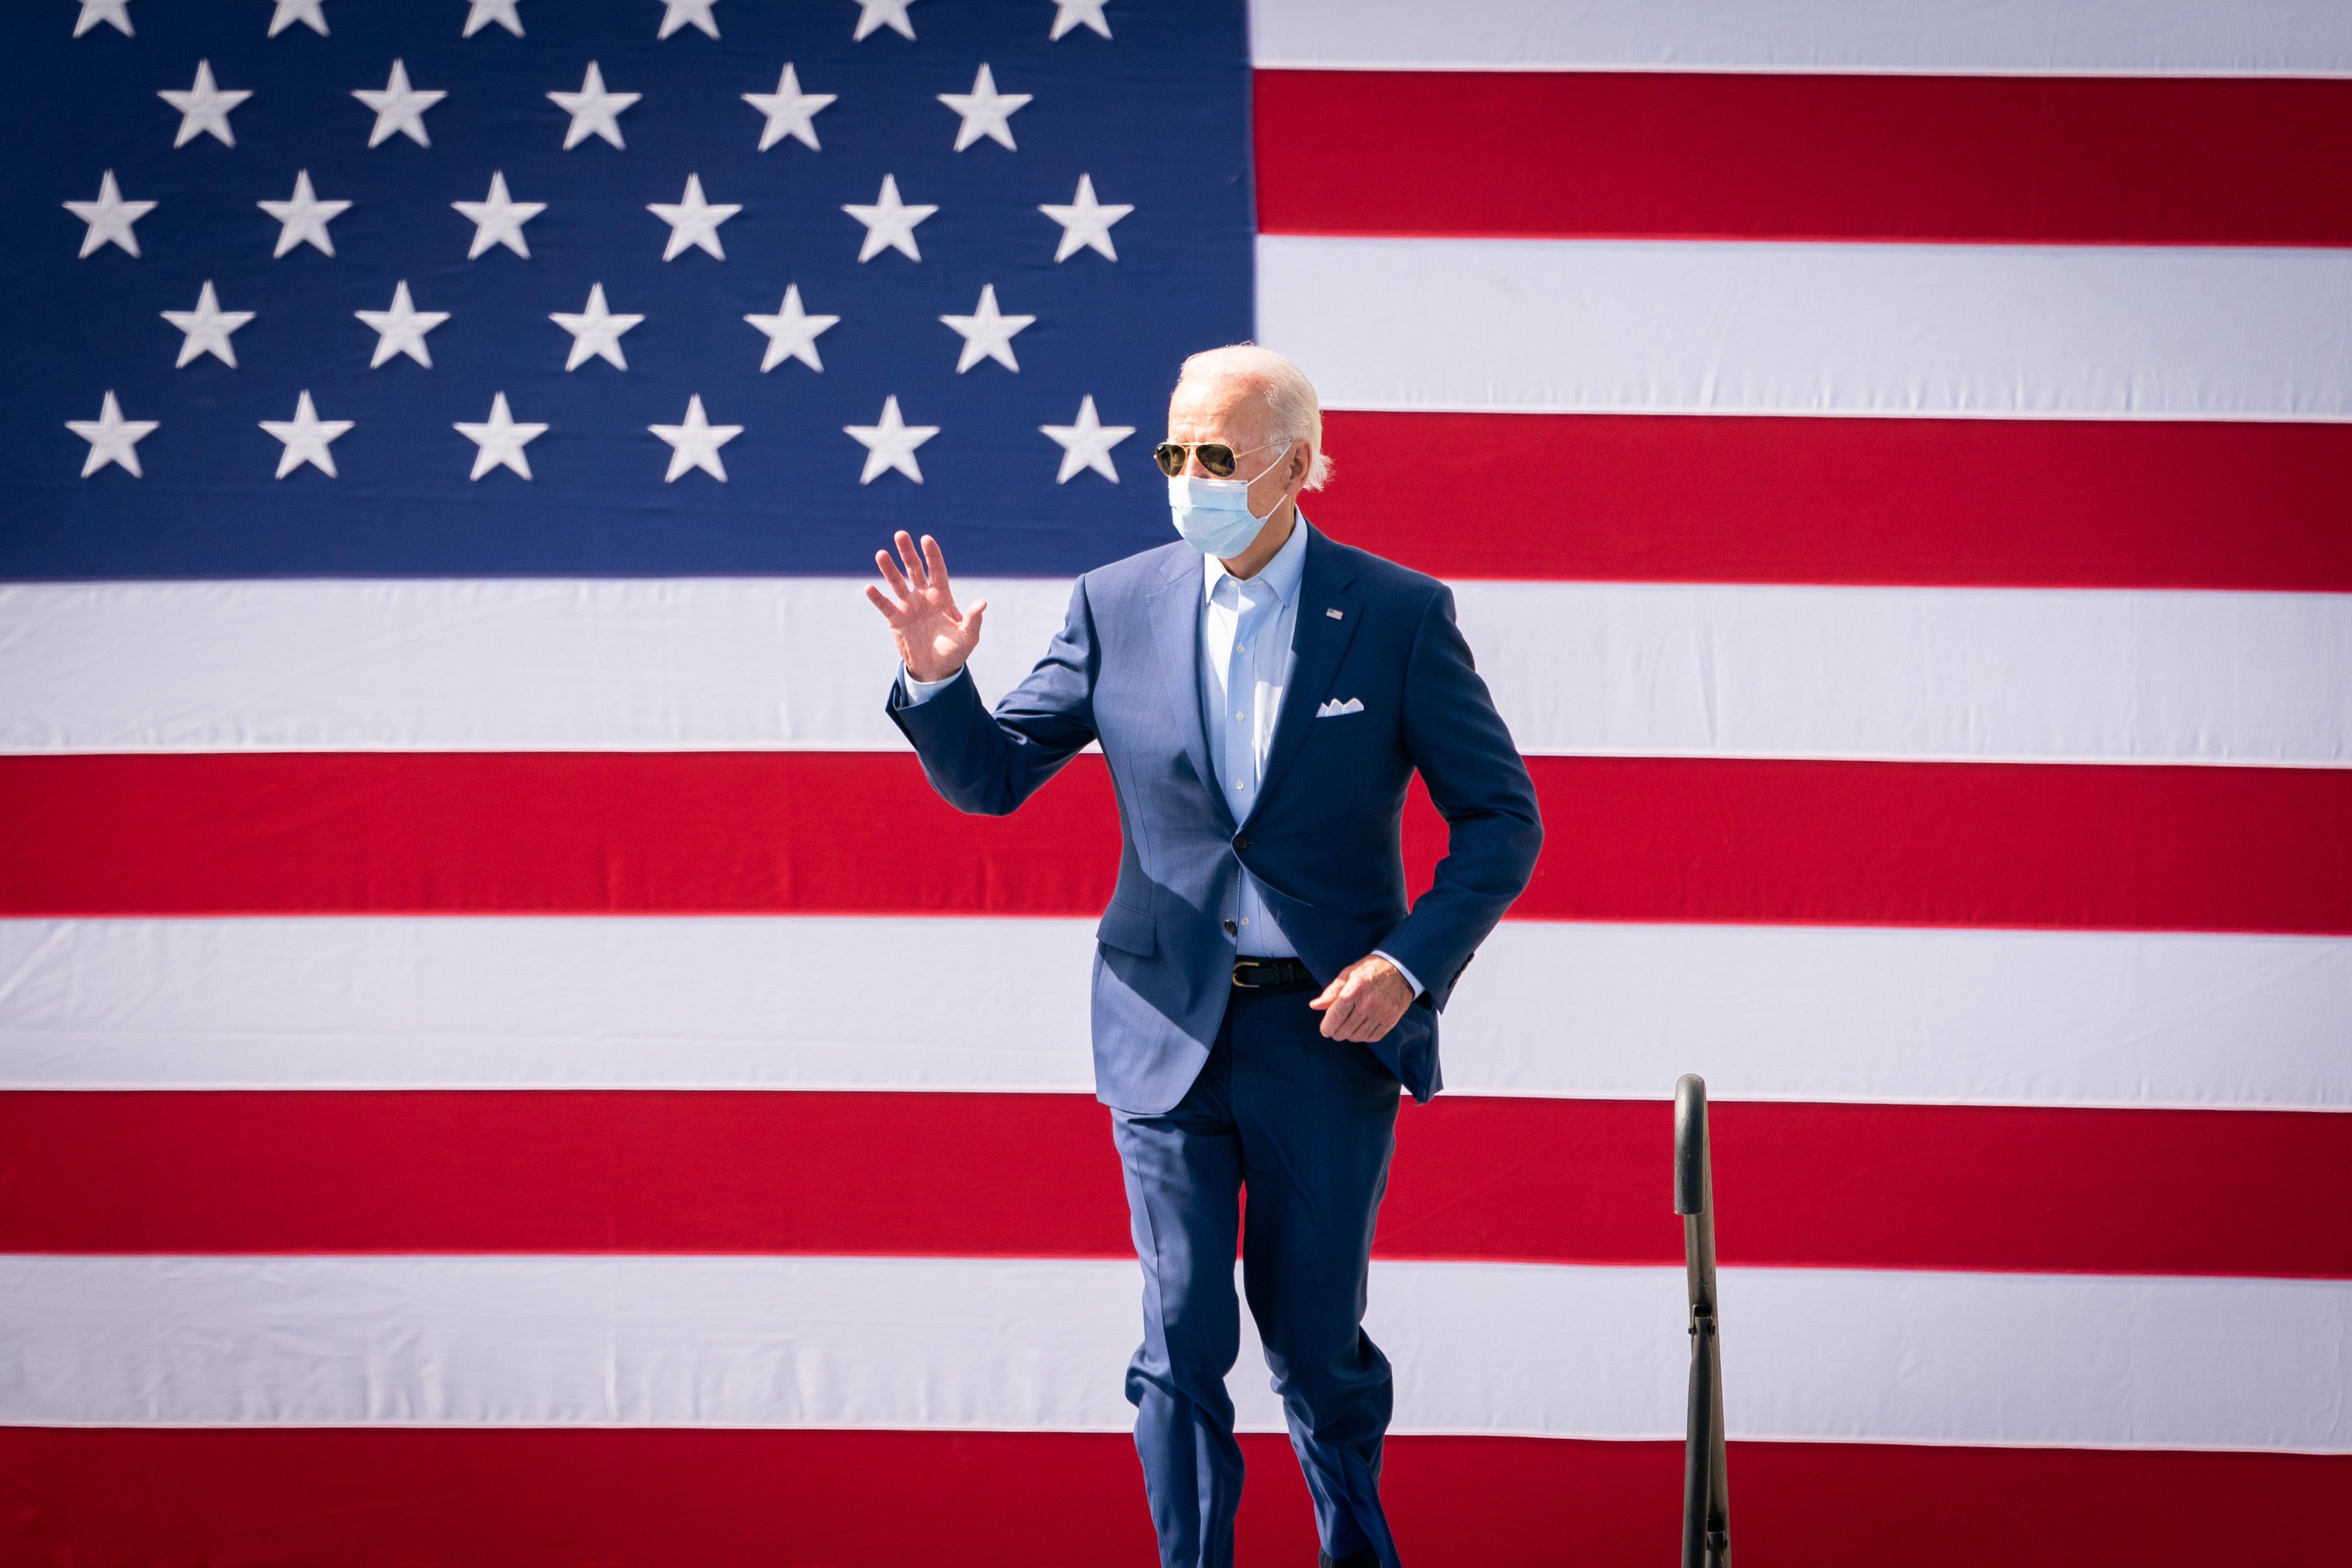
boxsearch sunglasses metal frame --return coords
[1152,437,1287,480]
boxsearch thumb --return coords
[962,599,988,638]
[1309,977,1343,1011]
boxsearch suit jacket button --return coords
[1223,919,1237,935]
[1233,834,1251,850]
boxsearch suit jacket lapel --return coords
[1144,546,1230,829]
[1250,523,1360,820]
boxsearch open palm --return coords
[867,530,987,684]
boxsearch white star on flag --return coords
[66,171,155,258]
[1040,172,1132,262]
[353,59,446,147]
[260,390,353,479]
[161,281,254,368]
[268,0,328,37]
[454,393,547,480]
[258,170,351,258]
[658,0,720,39]
[940,284,1034,372]
[159,60,250,148]
[550,283,642,371]
[75,0,134,39]
[463,0,524,37]
[451,171,544,259]
[844,395,937,484]
[743,63,834,151]
[1039,394,1133,482]
[853,0,916,41]
[1050,0,1111,40]
[649,174,739,261]
[744,285,838,372]
[649,395,742,482]
[355,281,449,368]
[67,391,158,478]
[549,61,639,149]
[938,63,1030,152]
[844,173,935,262]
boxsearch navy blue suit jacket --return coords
[888,523,1542,1116]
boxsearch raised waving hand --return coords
[866,530,987,684]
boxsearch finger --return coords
[874,548,913,602]
[1358,986,1408,1042]
[961,599,988,641]
[894,530,924,589]
[1337,969,1388,1040]
[920,534,950,595]
[1330,1000,1370,1042]
[863,583,906,623]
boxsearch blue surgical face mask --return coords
[1167,455,1285,559]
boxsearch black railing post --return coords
[1675,1073,1731,1568]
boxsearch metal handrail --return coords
[1675,1073,1732,1568]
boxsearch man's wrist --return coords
[901,663,966,703]
[1370,949,1423,999]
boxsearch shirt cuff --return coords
[1371,949,1424,1000]
[900,664,965,705]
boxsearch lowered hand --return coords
[866,530,986,684]
[1309,954,1414,1043]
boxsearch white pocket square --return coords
[1316,697,1365,718]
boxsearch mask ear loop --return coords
[1237,443,1300,525]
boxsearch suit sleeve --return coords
[884,576,1100,817]
[1374,584,1543,1011]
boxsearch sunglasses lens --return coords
[1153,443,1243,478]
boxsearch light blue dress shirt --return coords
[904,513,1420,996]
[1200,508,1306,960]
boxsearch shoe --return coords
[1318,1551,1379,1568]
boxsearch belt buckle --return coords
[1232,961,1263,989]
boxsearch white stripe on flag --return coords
[5,917,2343,1109]
[1458,581,2352,767]
[1257,236,2352,421]
[5,579,2345,766]
[2,1254,2342,1450]
[1249,0,2352,76]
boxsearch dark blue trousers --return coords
[1112,979,1405,1568]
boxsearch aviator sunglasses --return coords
[1152,438,1285,480]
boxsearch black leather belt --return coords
[1232,957,1313,989]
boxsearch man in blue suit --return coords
[868,345,1541,1568]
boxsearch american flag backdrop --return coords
[2,0,2349,1562]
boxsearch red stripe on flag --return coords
[1255,70,2352,246]
[0,1427,2341,1566]
[1313,411,2352,591]
[3,753,2346,932]
[0,751,1118,918]
[1473,758,2352,934]
[2,1092,2342,1279]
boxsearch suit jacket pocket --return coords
[1095,898,1157,958]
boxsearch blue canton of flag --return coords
[4,0,1254,579]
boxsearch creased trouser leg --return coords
[1115,1029,1244,1568]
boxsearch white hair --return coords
[1175,343,1334,490]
